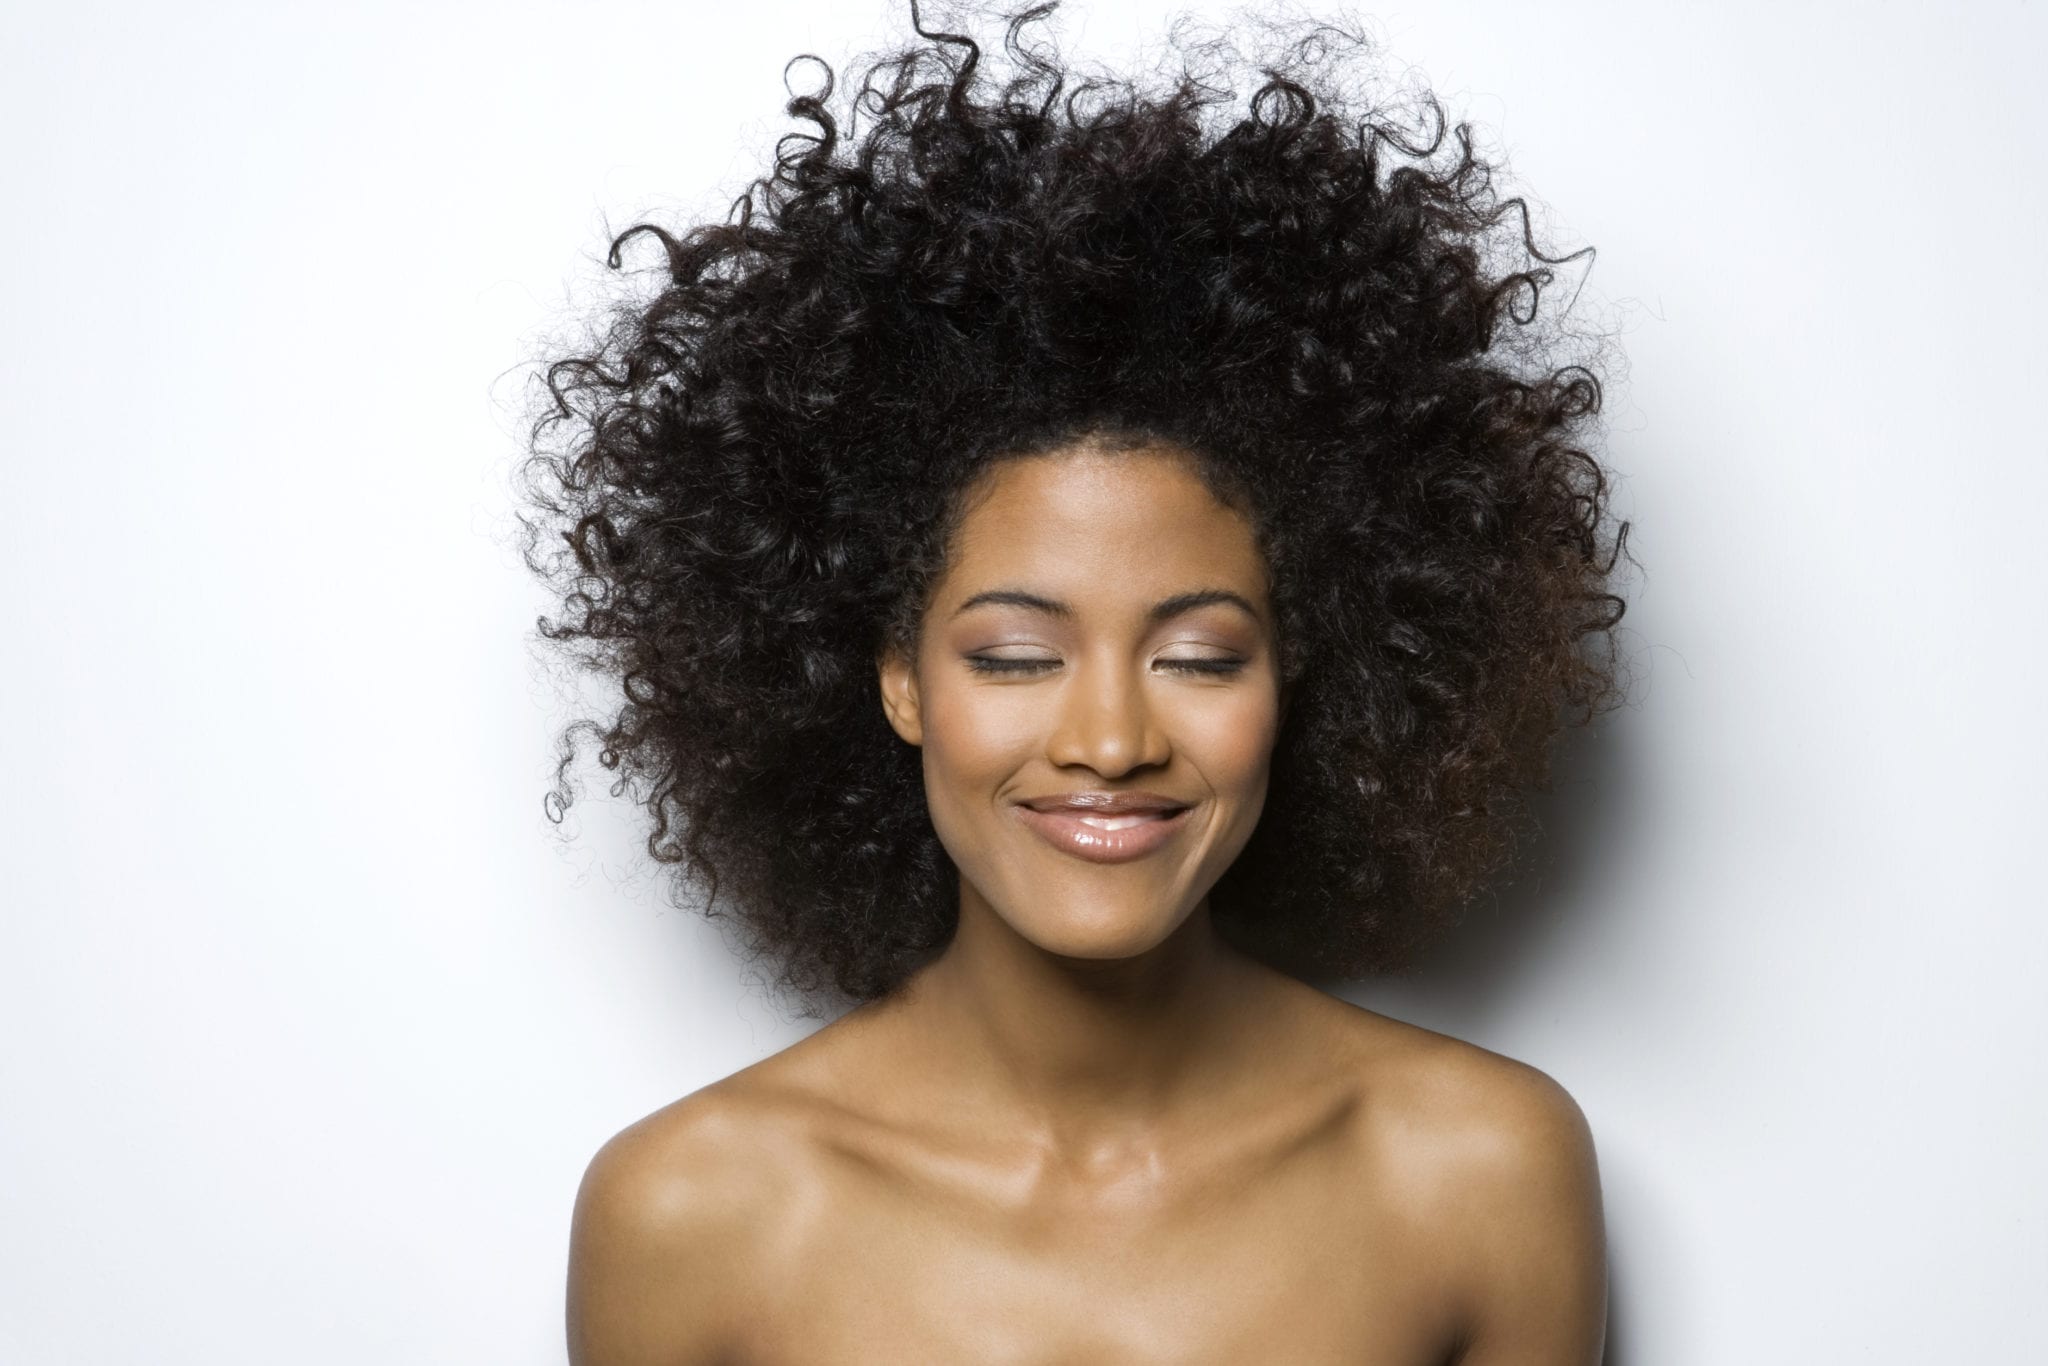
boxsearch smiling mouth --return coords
[1010,803,1193,864]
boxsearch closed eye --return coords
[964,656,1057,675]
[964,656,1245,676]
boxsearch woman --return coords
[523,3,1630,1360]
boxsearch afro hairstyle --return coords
[519,0,1634,1015]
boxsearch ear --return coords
[877,642,924,747]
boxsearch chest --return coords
[733,1139,1460,1365]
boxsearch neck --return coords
[900,880,1269,1158]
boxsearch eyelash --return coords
[965,656,1245,677]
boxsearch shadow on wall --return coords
[1593,1141,1674,1366]
[1328,704,1646,1045]
[1602,1242,1631,1366]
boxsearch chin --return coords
[1006,898,1190,961]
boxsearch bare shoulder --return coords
[1321,998,1608,1363]
[1341,1006,1596,1183]
[565,1062,831,1366]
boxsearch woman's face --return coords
[878,441,1283,961]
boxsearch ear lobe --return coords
[876,647,924,747]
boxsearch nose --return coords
[1043,650,1171,778]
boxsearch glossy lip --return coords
[1017,790,1189,814]
[1010,791,1195,865]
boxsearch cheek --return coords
[1180,686,1282,788]
[915,685,1041,882]
[918,680,1039,794]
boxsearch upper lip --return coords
[1016,791,1191,814]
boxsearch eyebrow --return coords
[949,587,1262,625]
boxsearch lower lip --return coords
[1011,804,1192,865]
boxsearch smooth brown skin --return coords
[567,442,1607,1365]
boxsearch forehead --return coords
[940,445,1268,597]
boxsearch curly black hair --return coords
[519,0,1632,1016]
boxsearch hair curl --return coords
[519,0,1633,1015]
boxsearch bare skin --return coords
[567,442,1607,1365]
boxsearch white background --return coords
[4,2,2044,1362]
